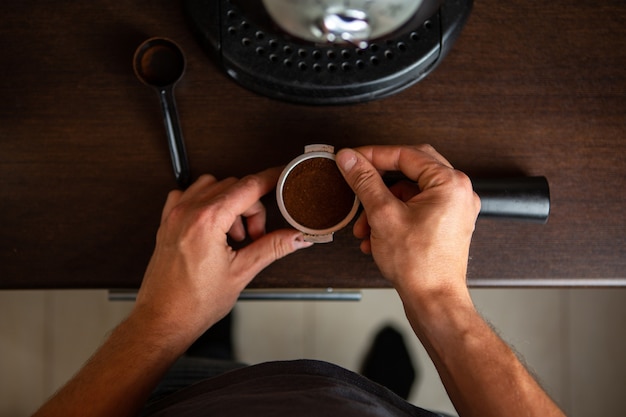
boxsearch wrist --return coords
[126,304,199,357]
[396,279,476,337]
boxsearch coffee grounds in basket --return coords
[282,157,356,230]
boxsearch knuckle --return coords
[195,174,218,187]
[272,237,290,260]
[415,143,436,153]
[450,170,473,191]
[165,201,188,223]
[195,207,219,230]
[223,176,239,184]
[473,191,482,214]
[448,170,481,214]
[445,171,472,199]
[238,174,263,192]
[166,189,181,202]
[205,192,229,216]
[350,167,378,195]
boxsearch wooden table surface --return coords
[1,0,625,289]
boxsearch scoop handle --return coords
[159,86,191,189]
[471,176,550,223]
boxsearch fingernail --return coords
[336,149,357,172]
[293,233,314,250]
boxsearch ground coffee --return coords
[282,157,356,230]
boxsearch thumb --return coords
[232,229,313,284]
[336,148,395,214]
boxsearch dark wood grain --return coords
[1,0,625,289]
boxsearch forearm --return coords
[399,287,566,417]
[335,145,563,415]
[32,309,188,417]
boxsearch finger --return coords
[354,144,452,171]
[335,148,399,216]
[217,168,282,222]
[350,182,418,239]
[228,217,247,242]
[241,200,266,240]
[191,177,239,204]
[352,145,457,191]
[161,175,221,224]
[415,144,454,168]
[358,144,454,169]
[231,229,314,284]
[161,190,184,223]
[353,211,370,240]
[181,174,219,199]
[227,200,267,242]
[352,211,371,254]
[360,239,372,255]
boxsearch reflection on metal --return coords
[108,288,362,302]
[468,278,626,288]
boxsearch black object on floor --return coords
[186,312,234,360]
[360,325,418,400]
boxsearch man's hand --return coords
[336,145,565,417]
[32,168,312,417]
[336,145,480,303]
[134,168,313,347]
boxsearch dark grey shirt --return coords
[144,359,444,417]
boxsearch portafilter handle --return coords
[471,176,550,223]
[383,174,551,223]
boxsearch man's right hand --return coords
[337,145,566,417]
[336,145,481,303]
